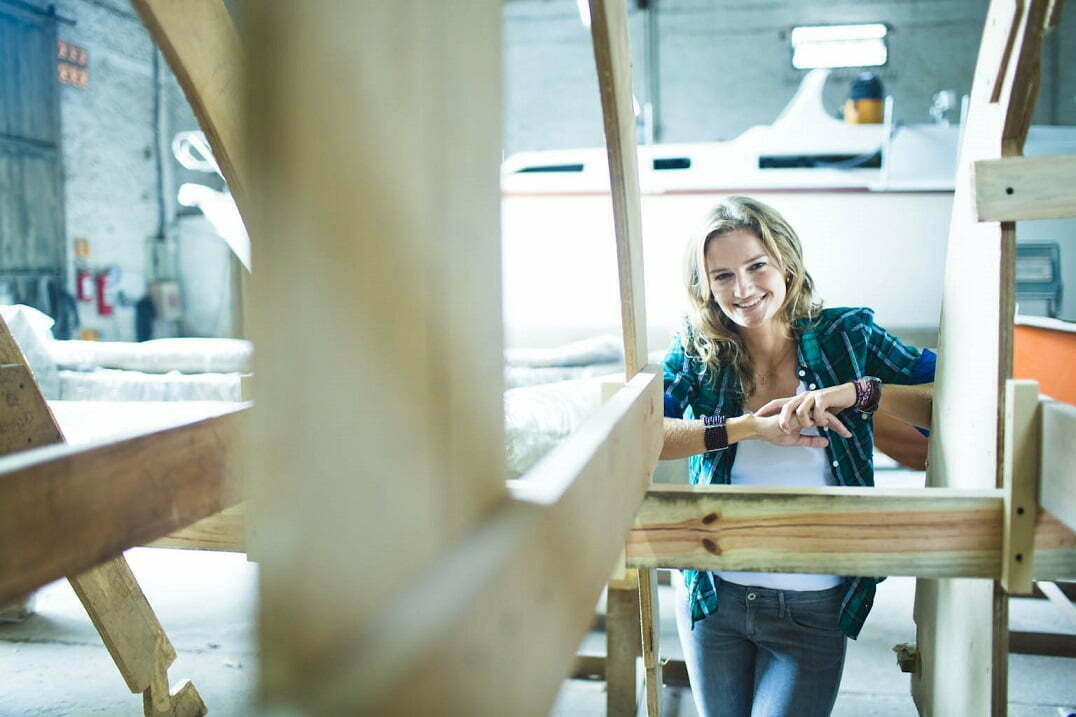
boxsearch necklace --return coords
[753,342,795,386]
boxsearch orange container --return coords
[1013,318,1076,405]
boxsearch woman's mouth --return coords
[735,295,766,311]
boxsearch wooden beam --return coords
[588,0,659,708]
[974,154,1076,221]
[1008,630,1076,658]
[147,504,246,553]
[1001,379,1040,594]
[1041,399,1076,533]
[1035,581,1076,628]
[132,0,249,228]
[590,0,648,376]
[274,372,662,715]
[625,485,1076,579]
[0,410,245,605]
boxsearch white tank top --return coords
[715,381,843,592]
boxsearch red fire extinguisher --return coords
[76,269,93,302]
[95,270,113,316]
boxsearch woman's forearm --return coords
[660,415,758,460]
[878,382,933,429]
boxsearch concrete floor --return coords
[2,502,1074,715]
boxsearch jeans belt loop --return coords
[778,590,787,618]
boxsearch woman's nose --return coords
[734,273,752,297]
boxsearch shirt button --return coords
[832,460,839,467]
[747,592,757,601]
[797,369,806,377]
[861,413,869,420]
[808,383,817,390]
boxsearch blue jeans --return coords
[675,578,847,717]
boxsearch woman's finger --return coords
[823,411,852,439]
[755,398,788,417]
[779,399,800,433]
[812,395,828,426]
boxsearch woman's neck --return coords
[740,320,793,365]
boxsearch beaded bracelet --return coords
[702,414,728,452]
[853,376,882,413]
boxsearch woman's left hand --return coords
[755,383,857,437]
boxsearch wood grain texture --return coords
[275,372,661,715]
[626,485,1076,579]
[247,2,509,709]
[132,0,248,226]
[589,0,648,376]
[1041,399,1076,533]
[974,154,1076,221]
[148,504,246,553]
[0,409,246,605]
[918,1,1051,713]
[1001,380,1041,594]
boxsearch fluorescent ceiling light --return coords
[790,23,888,69]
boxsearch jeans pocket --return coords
[785,603,842,633]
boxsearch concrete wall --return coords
[503,0,1076,156]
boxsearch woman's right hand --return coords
[750,413,833,448]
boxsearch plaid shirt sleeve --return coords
[856,310,926,385]
[663,330,699,416]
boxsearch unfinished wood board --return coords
[917,1,1053,714]
[247,1,513,708]
[626,484,1076,579]
[0,410,245,604]
[606,584,642,716]
[132,0,248,228]
[1041,399,1076,533]
[1001,379,1041,594]
[589,0,648,376]
[269,372,661,714]
[148,504,246,553]
[975,153,1076,221]
[588,2,659,709]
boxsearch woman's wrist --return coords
[727,414,759,443]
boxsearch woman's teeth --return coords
[736,295,765,310]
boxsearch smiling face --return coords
[704,228,788,330]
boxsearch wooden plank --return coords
[1041,399,1076,533]
[248,2,510,710]
[917,1,1052,713]
[270,372,662,715]
[148,504,246,553]
[1008,629,1076,657]
[625,485,1076,579]
[1001,380,1041,594]
[589,0,648,375]
[588,0,658,707]
[975,154,1076,221]
[0,410,245,605]
[605,585,641,716]
[132,0,249,227]
[1036,581,1076,627]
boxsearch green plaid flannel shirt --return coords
[663,307,927,639]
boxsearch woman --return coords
[661,196,934,716]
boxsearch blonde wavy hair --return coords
[683,196,822,397]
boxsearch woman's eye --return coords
[713,273,732,282]
[750,262,767,271]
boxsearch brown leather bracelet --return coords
[702,414,728,452]
[853,376,882,413]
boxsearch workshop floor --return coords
[2,475,1074,716]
